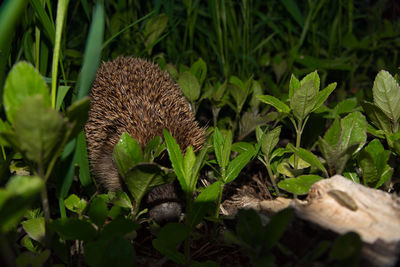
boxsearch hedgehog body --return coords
[85,57,205,221]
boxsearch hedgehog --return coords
[85,57,206,222]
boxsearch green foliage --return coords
[278,175,323,195]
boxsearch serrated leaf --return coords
[278,175,323,195]
[300,70,320,92]
[257,95,290,113]
[324,119,341,147]
[213,128,232,171]
[21,217,45,243]
[260,126,282,160]
[290,80,317,121]
[123,163,170,206]
[361,101,392,133]
[178,71,200,102]
[313,82,336,111]
[358,150,378,187]
[289,74,300,100]
[3,62,51,123]
[164,129,185,191]
[113,133,143,177]
[340,112,367,153]
[14,95,66,166]
[288,144,328,177]
[373,70,400,122]
[225,151,253,183]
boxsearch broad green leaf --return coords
[213,128,232,171]
[152,223,189,265]
[15,249,51,267]
[225,151,253,183]
[21,217,45,243]
[277,161,302,177]
[164,129,185,190]
[229,77,252,112]
[329,232,362,260]
[358,150,378,187]
[249,80,263,109]
[108,191,133,209]
[300,70,320,92]
[364,139,386,175]
[260,126,281,160]
[288,144,328,177]
[75,131,91,186]
[324,119,341,147]
[50,218,97,241]
[289,74,300,100]
[88,197,108,228]
[64,194,87,214]
[335,143,359,174]
[257,95,290,113]
[340,112,367,153]
[263,208,294,250]
[290,80,317,121]
[123,163,170,206]
[143,136,165,162]
[288,154,311,169]
[313,82,337,111]
[0,119,12,147]
[331,98,358,117]
[14,96,66,166]
[100,217,140,240]
[343,172,360,183]
[84,237,135,267]
[278,175,323,195]
[178,71,200,102]
[236,209,263,245]
[3,62,51,123]
[189,181,222,228]
[361,101,392,133]
[190,58,207,86]
[373,70,400,122]
[375,165,393,188]
[270,147,291,162]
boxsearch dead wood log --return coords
[223,175,400,266]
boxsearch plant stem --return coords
[294,119,303,169]
[214,181,224,218]
[41,187,51,248]
[264,159,280,197]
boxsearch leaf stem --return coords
[263,157,280,197]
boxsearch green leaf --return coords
[50,218,97,241]
[225,151,253,183]
[281,0,304,27]
[183,146,197,191]
[108,191,133,209]
[289,74,300,100]
[361,101,392,133]
[178,71,200,102]
[152,223,189,265]
[340,112,367,153]
[143,136,164,162]
[343,172,360,183]
[113,133,143,177]
[189,181,222,228]
[144,13,168,54]
[290,80,317,121]
[88,197,108,228]
[100,218,139,240]
[263,208,294,250]
[3,61,51,123]
[300,70,320,92]
[372,70,400,122]
[84,237,135,267]
[190,58,207,86]
[257,95,290,113]
[64,194,87,214]
[55,85,71,111]
[164,129,186,191]
[16,249,51,267]
[14,95,66,166]
[313,82,337,111]
[213,128,232,171]
[75,131,91,186]
[358,150,378,187]
[21,217,45,243]
[0,176,44,233]
[229,77,251,113]
[77,2,104,99]
[123,163,171,207]
[260,126,281,160]
[329,232,362,260]
[324,119,341,147]
[278,175,323,195]
[288,144,328,177]
[30,0,55,44]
